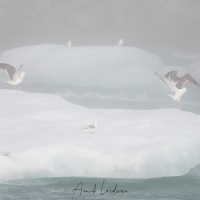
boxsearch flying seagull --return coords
[0,63,25,89]
[82,121,98,134]
[154,70,200,109]
[117,39,123,46]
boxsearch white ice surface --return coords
[0,44,162,87]
[0,90,200,180]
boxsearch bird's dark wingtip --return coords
[153,71,159,76]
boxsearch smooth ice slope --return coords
[0,44,162,87]
[0,90,200,180]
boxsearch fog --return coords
[0,0,200,111]
[0,0,200,66]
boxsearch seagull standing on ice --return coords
[117,39,123,46]
[67,40,72,48]
[0,63,25,89]
[82,121,98,133]
[154,70,200,109]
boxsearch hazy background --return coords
[0,0,200,66]
[0,0,200,112]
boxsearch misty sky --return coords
[0,0,200,65]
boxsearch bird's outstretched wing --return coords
[154,71,178,93]
[87,124,95,129]
[17,64,23,72]
[13,65,23,81]
[177,74,200,88]
[165,70,179,82]
[0,63,16,80]
[82,124,95,129]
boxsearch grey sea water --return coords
[0,172,200,200]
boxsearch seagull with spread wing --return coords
[154,70,200,109]
[0,63,25,89]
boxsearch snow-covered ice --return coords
[0,90,200,180]
[0,44,200,181]
[0,44,162,87]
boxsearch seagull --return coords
[154,70,200,109]
[0,63,25,89]
[67,40,72,48]
[0,151,10,157]
[117,39,123,46]
[82,121,98,133]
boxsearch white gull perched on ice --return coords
[0,63,25,89]
[117,38,123,46]
[154,70,200,109]
[66,40,72,48]
[82,121,98,133]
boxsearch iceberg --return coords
[0,44,162,87]
[0,90,200,180]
